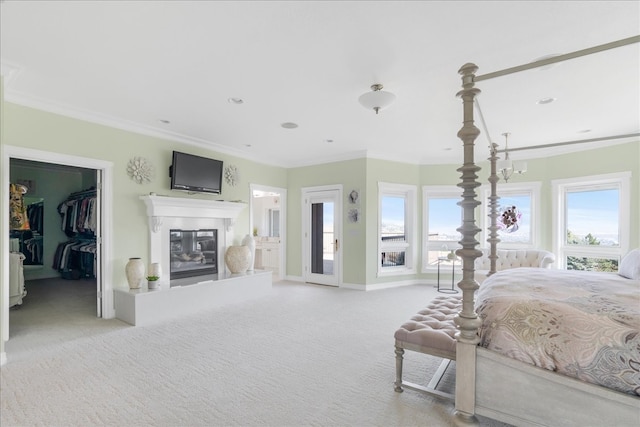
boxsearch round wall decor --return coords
[127,157,154,184]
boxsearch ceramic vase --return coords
[125,257,145,289]
[224,245,251,274]
[148,262,162,279]
[242,234,256,271]
[147,279,159,290]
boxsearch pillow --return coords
[618,248,640,280]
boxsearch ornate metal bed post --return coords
[453,63,483,426]
[487,144,500,276]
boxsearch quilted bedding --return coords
[476,267,640,396]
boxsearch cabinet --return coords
[255,238,280,275]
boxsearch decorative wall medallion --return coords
[348,189,360,204]
[224,165,239,187]
[348,208,360,223]
[127,157,154,184]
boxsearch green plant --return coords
[146,275,160,281]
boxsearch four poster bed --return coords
[452,38,640,426]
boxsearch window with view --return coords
[481,183,540,249]
[553,172,630,271]
[422,186,461,271]
[378,182,416,275]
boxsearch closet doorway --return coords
[2,146,114,352]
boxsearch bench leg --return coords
[394,346,404,392]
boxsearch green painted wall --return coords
[3,100,639,292]
[287,158,366,284]
[3,103,287,289]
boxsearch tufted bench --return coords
[394,294,462,400]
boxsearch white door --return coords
[302,187,342,286]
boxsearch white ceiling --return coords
[1,1,638,168]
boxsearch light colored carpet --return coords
[1,278,510,427]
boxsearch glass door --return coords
[303,187,341,286]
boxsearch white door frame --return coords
[1,146,114,360]
[249,183,287,281]
[302,185,342,286]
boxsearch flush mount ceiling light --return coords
[281,122,298,129]
[228,97,244,104]
[536,97,556,105]
[358,83,396,114]
[497,132,527,182]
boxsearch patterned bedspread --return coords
[476,267,640,396]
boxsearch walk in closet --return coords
[8,158,100,314]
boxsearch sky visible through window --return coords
[567,189,619,245]
[381,196,404,237]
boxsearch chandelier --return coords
[497,132,527,182]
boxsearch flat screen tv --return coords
[169,151,223,194]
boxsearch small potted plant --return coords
[146,275,160,290]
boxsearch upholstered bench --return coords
[394,294,462,400]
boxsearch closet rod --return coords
[475,35,640,82]
[495,132,640,154]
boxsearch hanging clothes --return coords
[9,183,30,230]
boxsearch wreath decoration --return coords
[499,205,521,233]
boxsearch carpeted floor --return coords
[1,278,511,427]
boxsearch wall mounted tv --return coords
[169,151,223,195]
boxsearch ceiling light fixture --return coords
[358,83,396,114]
[228,97,244,104]
[281,122,298,129]
[497,132,527,182]
[536,97,556,105]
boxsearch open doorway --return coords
[2,145,114,363]
[249,184,286,281]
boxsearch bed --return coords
[452,40,640,426]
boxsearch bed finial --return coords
[453,62,482,426]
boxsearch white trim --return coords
[377,182,417,277]
[1,146,115,362]
[301,185,343,286]
[422,185,461,273]
[552,171,631,269]
[480,181,541,249]
[249,183,287,281]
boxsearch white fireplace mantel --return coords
[139,195,248,282]
[140,195,247,232]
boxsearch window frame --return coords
[422,185,462,273]
[552,172,630,270]
[480,181,541,250]
[378,182,417,276]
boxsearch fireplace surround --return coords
[140,195,247,286]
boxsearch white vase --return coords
[224,245,251,274]
[147,280,159,290]
[242,234,256,271]
[125,257,145,289]
[148,262,162,279]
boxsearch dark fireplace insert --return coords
[170,229,217,280]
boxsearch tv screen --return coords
[169,151,223,194]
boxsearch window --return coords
[552,172,630,271]
[481,182,540,249]
[422,186,461,271]
[378,182,416,276]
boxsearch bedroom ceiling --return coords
[1,1,638,168]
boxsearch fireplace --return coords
[170,229,217,279]
[140,195,247,286]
